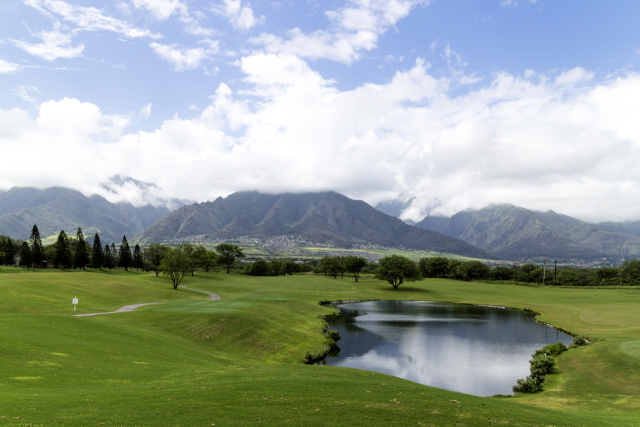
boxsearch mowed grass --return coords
[1,268,640,426]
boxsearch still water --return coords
[324,300,573,396]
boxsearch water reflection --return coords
[324,301,573,397]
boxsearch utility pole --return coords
[543,259,546,285]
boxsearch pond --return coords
[323,300,573,397]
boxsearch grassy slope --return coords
[1,268,640,426]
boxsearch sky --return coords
[1,0,640,222]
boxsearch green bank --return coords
[1,268,640,426]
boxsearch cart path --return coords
[73,286,220,317]
[179,285,221,301]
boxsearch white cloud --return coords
[0,59,23,73]
[13,85,41,103]
[131,0,187,20]
[10,29,85,61]
[212,0,264,31]
[24,0,161,39]
[251,0,428,63]
[150,39,219,71]
[3,58,640,223]
[140,103,152,118]
[555,67,594,87]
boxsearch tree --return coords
[19,241,32,268]
[132,244,143,270]
[335,256,347,279]
[281,259,299,276]
[29,225,44,268]
[0,236,17,265]
[418,257,450,278]
[74,227,89,269]
[160,245,192,289]
[344,256,367,282]
[118,235,133,271]
[595,267,619,284]
[374,255,422,289]
[92,233,104,269]
[620,260,640,285]
[104,244,113,270]
[215,243,245,273]
[457,261,492,282]
[247,259,268,276]
[320,256,340,279]
[267,259,282,276]
[193,246,217,273]
[54,230,72,269]
[111,242,118,268]
[144,244,170,277]
[181,244,198,276]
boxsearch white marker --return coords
[73,297,78,311]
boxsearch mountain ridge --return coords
[137,191,493,259]
[413,203,640,260]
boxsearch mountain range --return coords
[137,191,492,259]
[0,177,187,243]
[413,204,640,261]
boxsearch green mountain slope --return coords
[0,187,176,243]
[138,191,492,258]
[415,204,640,260]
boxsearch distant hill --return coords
[137,191,492,258]
[414,204,640,260]
[0,183,185,243]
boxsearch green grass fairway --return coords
[2,268,640,426]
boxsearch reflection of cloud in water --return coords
[327,301,573,396]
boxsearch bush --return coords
[533,342,567,357]
[572,335,588,346]
[529,354,555,382]
[326,329,341,342]
[512,376,542,394]
[303,350,325,364]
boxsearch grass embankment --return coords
[1,268,640,426]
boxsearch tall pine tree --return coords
[111,242,118,268]
[104,243,113,270]
[133,244,143,270]
[92,233,104,269]
[74,227,89,269]
[29,225,44,268]
[54,230,71,269]
[119,235,133,271]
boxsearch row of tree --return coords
[418,257,640,286]
[12,225,145,271]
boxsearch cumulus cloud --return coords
[10,29,85,61]
[150,39,219,71]
[212,0,263,31]
[251,0,428,63]
[2,62,640,223]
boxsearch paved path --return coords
[74,302,160,317]
[74,286,220,317]
[180,285,221,301]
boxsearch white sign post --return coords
[73,297,78,311]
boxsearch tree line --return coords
[2,225,144,270]
[418,257,640,286]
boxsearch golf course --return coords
[2,268,640,426]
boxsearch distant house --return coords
[13,255,20,267]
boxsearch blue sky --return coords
[1,0,640,222]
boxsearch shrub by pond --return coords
[513,342,568,394]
